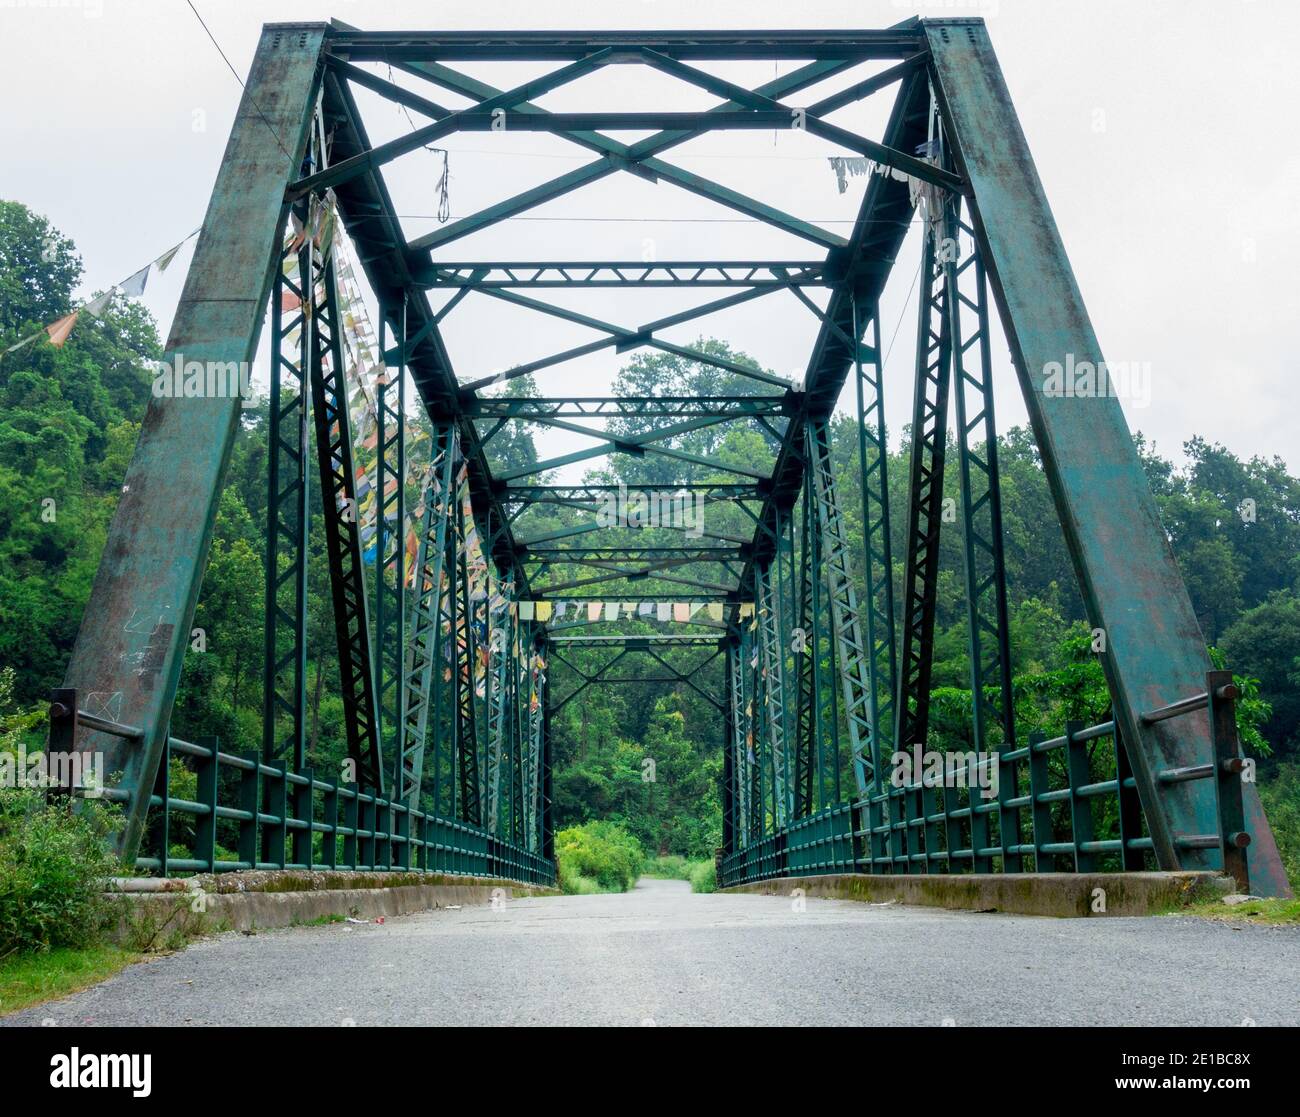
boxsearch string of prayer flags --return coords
[2,227,199,357]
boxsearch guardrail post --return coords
[47,688,78,798]
[888,788,906,873]
[375,797,391,870]
[997,744,1022,872]
[413,811,427,872]
[1027,731,1053,871]
[152,738,170,877]
[1064,720,1097,872]
[1207,669,1250,893]
[394,803,411,870]
[342,787,359,869]
[321,776,339,870]
[264,758,288,869]
[292,767,314,869]
[237,752,260,870]
[194,737,219,874]
[943,777,962,873]
[358,794,375,869]
[1112,724,1145,870]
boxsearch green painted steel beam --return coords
[403,55,858,253]
[326,27,927,62]
[463,283,796,391]
[320,72,530,598]
[639,49,964,192]
[289,50,617,199]
[729,65,931,634]
[924,18,1287,894]
[503,483,763,501]
[59,24,330,861]
[416,262,827,289]
[470,395,790,419]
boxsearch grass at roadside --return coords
[1177,896,1300,925]
[642,854,717,893]
[0,945,139,1017]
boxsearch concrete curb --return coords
[106,871,558,942]
[722,871,1234,917]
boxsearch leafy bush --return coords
[556,821,644,893]
[0,789,119,956]
[642,854,691,880]
[1258,763,1300,891]
[688,859,717,894]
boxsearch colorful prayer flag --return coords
[119,265,150,298]
[45,311,79,348]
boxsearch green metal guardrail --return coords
[47,690,555,887]
[722,671,1251,892]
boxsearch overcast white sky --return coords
[3,0,1298,479]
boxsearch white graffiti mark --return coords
[85,691,124,722]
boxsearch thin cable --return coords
[882,257,923,369]
[184,0,294,163]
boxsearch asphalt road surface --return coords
[7,878,1298,1026]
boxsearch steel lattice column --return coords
[756,557,790,829]
[938,191,1019,870]
[808,417,880,797]
[853,297,898,776]
[374,307,406,778]
[263,212,312,773]
[397,425,456,804]
[452,469,482,826]
[309,251,383,792]
[895,213,953,758]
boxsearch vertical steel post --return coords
[1207,670,1250,893]
[894,214,953,766]
[398,425,456,804]
[854,297,898,774]
[309,253,383,791]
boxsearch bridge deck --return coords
[7,880,1297,1027]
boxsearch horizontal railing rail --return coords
[46,690,555,887]
[723,670,1249,893]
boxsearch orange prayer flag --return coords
[46,311,79,348]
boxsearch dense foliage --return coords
[555,820,645,893]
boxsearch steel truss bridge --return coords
[50,19,1289,897]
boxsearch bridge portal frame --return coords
[52,19,1286,895]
